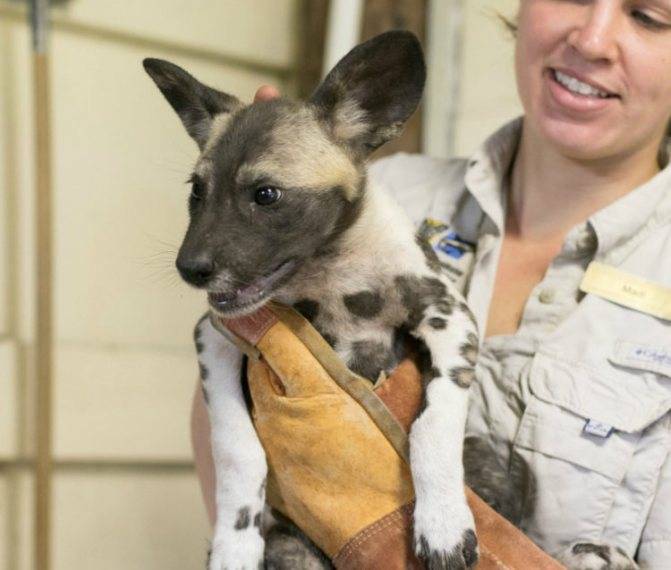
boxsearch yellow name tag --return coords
[580,261,671,321]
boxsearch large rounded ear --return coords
[143,58,241,149]
[310,30,426,156]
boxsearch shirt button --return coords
[539,288,555,304]
[577,231,597,252]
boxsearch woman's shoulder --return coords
[368,151,469,193]
[367,152,470,225]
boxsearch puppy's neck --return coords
[276,177,418,304]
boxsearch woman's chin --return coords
[535,118,621,162]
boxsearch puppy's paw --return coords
[208,529,265,570]
[557,542,638,570]
[413,501,478,569]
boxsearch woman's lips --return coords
[546,68,619,115]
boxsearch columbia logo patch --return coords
[583,419,614,439]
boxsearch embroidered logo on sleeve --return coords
[418,218,449,240]
[418,218,476,281]
[436,232,476,260]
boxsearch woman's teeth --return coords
[554,70,612,99]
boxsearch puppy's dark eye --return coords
[254,186,282,206]
[191,179,205,201]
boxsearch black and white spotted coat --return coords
[195,180,480,570]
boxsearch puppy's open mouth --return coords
[207,259,297,317]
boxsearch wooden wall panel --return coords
[294,0,329,98]
[362,0,427,158]
[294,0,426,156]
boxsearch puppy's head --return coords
[143,30,425,316]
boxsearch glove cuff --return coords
[332,502,421,570]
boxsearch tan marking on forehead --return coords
[203,113,233,155]
[237,106,361,200]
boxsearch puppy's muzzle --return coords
[176,252,215,287]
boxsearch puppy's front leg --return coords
[409,301,479,570]
[195,314,267,570]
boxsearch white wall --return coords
[425,0,521,158]
[0,2,297,569]
[455,0,521,155]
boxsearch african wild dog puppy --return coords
[144,31,479,569]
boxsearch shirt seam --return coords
[607,217,671,267]
[640,538,671,544]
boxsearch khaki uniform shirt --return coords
[369,118,671,569]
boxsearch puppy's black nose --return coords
[176,254,215,287]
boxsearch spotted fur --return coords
[194,328,204,353]
[428,316,447,330]
[459,333,479,366]
[146,31,479,570]
[292,299,320,322]
[462,436,536,527]
[416,234,444,274]
[348,339,396,381]
[199,362,209,381]
[264,511,333,569]
[556,542,639,570]
[235,507,251,530]
[343,290,384,319]
[322,333,338,348]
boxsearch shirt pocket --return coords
[609,340,671,380]
[512,350,671,551]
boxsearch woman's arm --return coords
[191,381,216,526]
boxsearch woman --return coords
[192,1,671,567]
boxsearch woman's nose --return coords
[566,2,620,62]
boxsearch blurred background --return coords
[0,1,519,568]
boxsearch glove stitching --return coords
[335,506,411,562]
[479,544,512,570]
[338,513,403,558]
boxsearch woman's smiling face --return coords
[515,0,671,162]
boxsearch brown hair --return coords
[498,13,517,35]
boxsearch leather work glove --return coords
[212,303,565,569]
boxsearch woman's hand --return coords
[254,85,280,102]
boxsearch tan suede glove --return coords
[212,303,564,570]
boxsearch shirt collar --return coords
[462,116,671,260]
[463,118,522,236]
[590,163,671,261]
